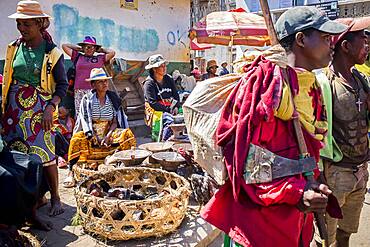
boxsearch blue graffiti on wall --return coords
[52,4,159,53]
[167,29,187,47]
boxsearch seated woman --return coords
[143,54,181,142]
[0,132,52,231]
[63,68,136,187]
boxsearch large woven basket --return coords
[75,167,191,240]
[0,230,40,247]
[73,160,107,182]
[19,231,41,247]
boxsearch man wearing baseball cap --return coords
[202,6,348,247]
[316,16,370,247]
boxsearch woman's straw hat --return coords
[145,54,168,70]
[8,1,51,19]
[77,36,102,49]
[86,68,112,82]
[206,59,218,69]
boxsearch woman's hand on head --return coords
[42,105,54,131]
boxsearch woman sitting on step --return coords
[143,54,181,142]
[63,68,136,187]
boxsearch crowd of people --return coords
[0,1,369,247]
[0,0,136,233]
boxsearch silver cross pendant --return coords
[356,98,363,112]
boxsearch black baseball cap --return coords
[275,6,348,41]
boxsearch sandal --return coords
[62,176,75,188]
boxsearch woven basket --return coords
[73,160,107,182]
[0,230,40,247]
[75,167,191,240]
[19,231,41,247]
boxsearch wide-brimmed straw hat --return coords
[86,68,112,82]
[8,0,51,19]
[332,17,370,46]
[78,36,101,49]
[145,54,168,70]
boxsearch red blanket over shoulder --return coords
[201,56,323,246]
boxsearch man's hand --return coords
[42,105,54,131]
[297,181,332,213]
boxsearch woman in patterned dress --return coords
[2,0,67,219]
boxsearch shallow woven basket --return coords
[75,167,191,240]
[73,160,106,182]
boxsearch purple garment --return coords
[72,50,106,90]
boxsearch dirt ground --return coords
[29,158,370,246]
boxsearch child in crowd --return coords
[54,106,75,168]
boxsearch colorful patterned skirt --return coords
[2,83,56,164]
[68,127,136,162]
[144,102,175,142]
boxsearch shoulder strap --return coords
[352,68,370,93]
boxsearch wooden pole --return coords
[259,0,279,46]
[258,1,328,246]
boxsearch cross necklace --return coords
[355,95,363,112]
[351,75,362,112]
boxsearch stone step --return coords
[126,104,145,121]
[128,119,151,138]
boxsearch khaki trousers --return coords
[323,160,368,245]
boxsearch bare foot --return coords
[29,216,53,231]
[36,196,48,209]
[48,198,64,217]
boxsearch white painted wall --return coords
[0,0,190,62]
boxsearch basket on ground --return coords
[75,167,191,240]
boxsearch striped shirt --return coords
[91,95,115,121]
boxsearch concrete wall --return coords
[0,0,191,62]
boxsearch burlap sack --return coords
[183,74,241,184]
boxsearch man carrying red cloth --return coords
[201,6,348,247]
